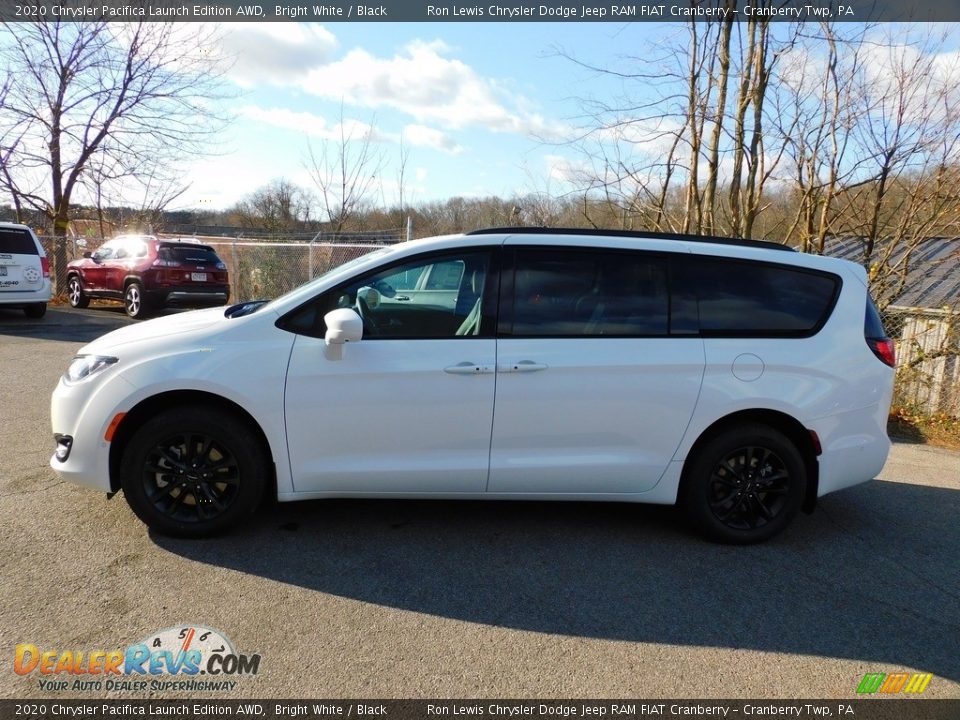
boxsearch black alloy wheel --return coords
[141,432,241,523]
[707,445,791,531]
[681,423,806,544]
[120,407,266,537]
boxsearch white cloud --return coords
[238,106,467,156]
[238,105,391,143]
[403,124,463,154]
[544,154,588,186]
[294,40,566,137]
[221,24,338,87]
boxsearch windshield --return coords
[244,246,394,316]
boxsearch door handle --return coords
[444,362,494,375]
[395,295,410,301]
[500,360,549,373]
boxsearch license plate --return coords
[191,272,207,282]
[0,266,6,276]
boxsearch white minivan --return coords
[50,229,896,543]
[0,222,51,318]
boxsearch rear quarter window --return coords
[864,294,888,338]
[0,229,39,255]
[677,256,841,336]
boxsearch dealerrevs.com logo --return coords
[14,625,261,692]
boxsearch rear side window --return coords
[509,249,669,337]
[159,244,222,264]
[864,295,888,338]
[0,229,38,255]
[678,256,840,336]
[424,260,465,290]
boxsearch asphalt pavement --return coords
[1,306,958,700]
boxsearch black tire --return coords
[67,275,90,308]
[119,406,267,537]
[681,423,806,544]
[23,302,46,318]
[124,281,148,318]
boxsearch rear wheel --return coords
[23,302,46,318]
[120,406,267,537]
[681,423,806,544]
[124,281,148,318]
[67,276,90,308]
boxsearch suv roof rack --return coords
[466,226,796,253]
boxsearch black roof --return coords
[467,226,796,253]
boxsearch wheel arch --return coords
[108,389,277,503]
[679,408,820,513]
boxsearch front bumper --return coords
[49,374,130,492]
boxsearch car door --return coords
[84,241,117,292]
[488,245,706,495]
[282,248,499,494]
[104,238,135,292]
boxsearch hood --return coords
[80,306,229,355]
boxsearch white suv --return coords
[49,229,896,543]
[0,222,52,318]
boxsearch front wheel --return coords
[119,407,267,537]
[124,282,148,318]
[67,276,90,308]
[681,423,806,544]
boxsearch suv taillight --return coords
[867,337,896,367]
[152,258,181,268]
[40,256,50,278]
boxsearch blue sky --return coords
[186,22,668,211]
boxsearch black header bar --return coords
[1,0,959,23]
[2,700,960,720]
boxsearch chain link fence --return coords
[886,307,960,416]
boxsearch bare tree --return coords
[235,179,314,233]
[0,21,230,286]
[394,133,412,229]
[305,109,386,233]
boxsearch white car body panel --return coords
[285,334,496,493]
[489,337,705,494]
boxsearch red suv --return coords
[66,235,230,318]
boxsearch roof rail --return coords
[466,226,796,253]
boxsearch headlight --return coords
[64,355,118,383]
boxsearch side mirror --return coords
[323,308,363,360]
[83,251,93,259]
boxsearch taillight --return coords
[40,256,50,278]
[152,259,181,268]
[867,337,896,367]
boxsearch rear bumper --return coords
[815,401,892,497]
[146,285,229,307]
[0,281,52,305]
